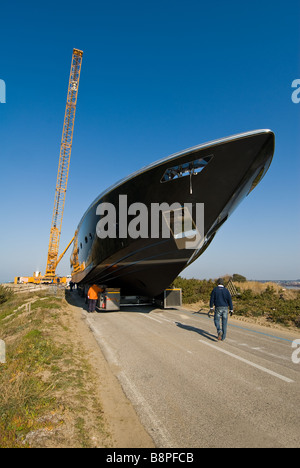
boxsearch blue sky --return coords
[0,0,299,282]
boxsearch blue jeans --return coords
[214,307,229,341]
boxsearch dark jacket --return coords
[210,286,233,310]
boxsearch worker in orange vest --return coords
[87,284,102,313]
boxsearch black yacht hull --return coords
[70,130,275,297]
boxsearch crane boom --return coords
[45,49,83,278]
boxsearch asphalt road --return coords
[82,302,300,448]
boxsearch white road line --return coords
[156,315,173,323]
[118,371,175,447]
[237,343,291,362]
[198,339,294,383]
[139,313,163,324]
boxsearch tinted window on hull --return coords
[161,155,213,183]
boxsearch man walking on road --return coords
[209,278,233,341]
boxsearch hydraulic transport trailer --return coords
[78,285,182,311]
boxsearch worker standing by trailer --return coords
[87,284,102,313]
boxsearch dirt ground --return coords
[65,294,155,448]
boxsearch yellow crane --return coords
[45,48,83,279]
[15,49,83,285]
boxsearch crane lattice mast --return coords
[45,48,83,278]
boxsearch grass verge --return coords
[0,287,111,448]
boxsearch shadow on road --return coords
[64,289,158,314]
[175,321,217,342]
[65,289,89,311]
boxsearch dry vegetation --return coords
[172,276,300,329]
[0,286,111,448]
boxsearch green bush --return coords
[0,285,14,306]
[232,274,247,283]
[172,277,300,328]
[172,277,215,304]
